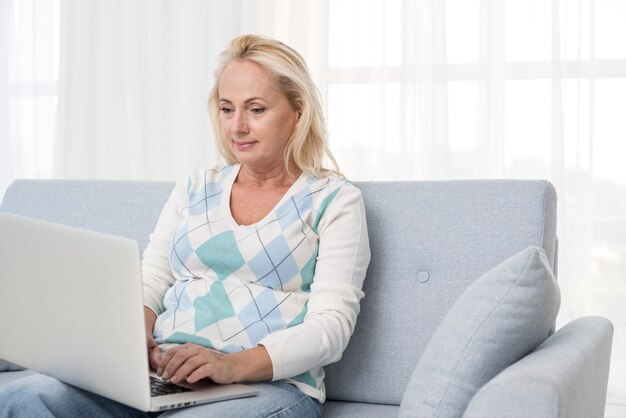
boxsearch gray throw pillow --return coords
[399,246,560,418]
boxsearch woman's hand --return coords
[144,306,161,371]
[146,333,162,371]
[157,344,273,385]
[157,344,237,384]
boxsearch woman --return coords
[0,34,370,417]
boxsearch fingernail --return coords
[162,371,169,380]
[156,368,162,376]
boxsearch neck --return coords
[237,162,301,188]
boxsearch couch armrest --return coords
[463,316,613,418]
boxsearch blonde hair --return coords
[208,34,341,178]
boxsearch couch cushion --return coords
[1,179,559,406]
[0,179,173,254]
[398,246,560,418]
[324,180,557,405]
[323,400,398,418]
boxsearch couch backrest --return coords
[0,179,557,406]
[325,180,557,405]
[0,180,173,254]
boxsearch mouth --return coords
[233,140,258,151]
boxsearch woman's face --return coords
[218,60,299,173]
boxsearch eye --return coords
[220,107,234,115]
[251,107,266,115]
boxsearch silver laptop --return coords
[0,212,258,412]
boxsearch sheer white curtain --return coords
[3,0,625,412]
[0,0,11,194]
[54,0,328,183]
[0,0,59,197]
[326,0,626,410]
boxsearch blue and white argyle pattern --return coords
[153,165,345,377]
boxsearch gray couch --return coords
[0,179,614,417]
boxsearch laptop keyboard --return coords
[150,375,193,397]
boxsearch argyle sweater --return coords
[141,164,370,402]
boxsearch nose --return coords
[232,110,249,137]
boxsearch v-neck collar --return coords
[221,164,307,229]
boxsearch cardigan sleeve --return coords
[141,178,186,315]
[258,182,371,381]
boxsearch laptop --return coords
[0,212,258,412]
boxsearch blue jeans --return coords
[0,373,323,418]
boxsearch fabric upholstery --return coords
[0,179,173,254]
[0,361,25,373]
[322,401,398,418]
[0,179,611,418]
[0,179,558,406]
[398,246,560,417]
[324,180,557,404]
[463,316,613,418]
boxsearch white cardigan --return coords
[141,164,370,402]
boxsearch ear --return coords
[291,112,301,128]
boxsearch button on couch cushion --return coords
[398,246,560,418]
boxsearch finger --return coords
[149,346,161,371]
[185,360,233,385]
[160,345,196,380]
[147,336,157,350]
[186,363,216,385]
[186,353,235,385]
[146,335,160,370]
[169,353,208,384]
[159,343,188,364]
[157,345,180,374]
